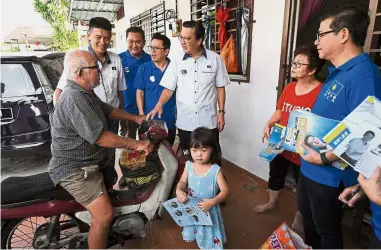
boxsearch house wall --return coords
[119,0,286,181]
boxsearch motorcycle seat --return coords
[1,172,73,208]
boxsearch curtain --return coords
[298,0,325,33]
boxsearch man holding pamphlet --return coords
[298,5,381,249]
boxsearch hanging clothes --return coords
[241,7,250,74]
[235,7,243,73]
[220,34,238,73]
[216,7,230,50]
[204,12,212,50]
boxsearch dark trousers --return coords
[297,173,344,249]
[127,120,138,139]
[269,155,299,191]
[178,128,222,165]
[166,127,177,146]
[104,119,119,169]
[369,231,381,249]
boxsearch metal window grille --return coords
[130,2,166,52]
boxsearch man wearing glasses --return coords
[49,50,152,249]
[134,33,177,145]
[119,27,151,139]
[147,20,229,158]
[297,6,381,249]
[54,17,127,173]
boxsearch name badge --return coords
[181,69,187,75]
[112,66,117,70]
[207,65,212,68]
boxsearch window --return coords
[1,64,42,98]
[130,2,166,51]
[190,0,253,82]
[365,0,381,68]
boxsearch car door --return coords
[1,62,51,149]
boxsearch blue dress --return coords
[182,161,226,249]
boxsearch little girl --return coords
[176,127,229,249]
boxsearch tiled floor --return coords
[121,160,367,249]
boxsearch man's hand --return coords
[262,123,271,143]
[198,199,215,212]
[300,143,323,165]
[120,120,127,136]
[217,113,225,132]
[134,115,146,125]
[339,185,363,208]
[176,189,188,203]
[135,140,153,155]
[358,167,381,206]
[146,104,163,120]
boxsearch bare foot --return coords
[291,211,304,237]
[255,202,277,213]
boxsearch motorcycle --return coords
[0,121,186,249]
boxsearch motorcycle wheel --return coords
[1,214,83,249]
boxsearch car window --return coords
[1,64,42,98]
[43,57,64,89]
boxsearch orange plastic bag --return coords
[260,222,311,249]
[220,34,238,73]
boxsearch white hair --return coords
[64,50,92,80]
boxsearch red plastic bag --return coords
[260,222,310,249]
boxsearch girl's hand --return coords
[198,199,215,212]
[176,189,188,203]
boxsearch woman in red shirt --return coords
[256,44,324,233]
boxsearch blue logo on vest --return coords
[324,80,344,103]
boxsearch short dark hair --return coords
[182,20,205,43]
[89,17,112,32]
[126,26,145,41]
[152,33,171,49]
[294,44,324,75]
[189,127,221,165]
[320,5,370,47]
[364,130,375,137]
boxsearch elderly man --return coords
[147,20,230,158]
[49,50,152,249]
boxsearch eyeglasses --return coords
[148,46,166,52]
[177,35,192,43]
[80,65,100,73]
[316,29,339,41]
[291,61,309,68]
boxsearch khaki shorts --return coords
[59,165,105,207]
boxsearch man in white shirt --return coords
[53,17,127,169]
[147,20,230,159]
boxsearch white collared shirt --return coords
[160,49,230,131]
[57,50,126,108]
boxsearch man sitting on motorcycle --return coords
[48,50,153,249]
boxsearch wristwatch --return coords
[218,110,225,114]
[320,152,331,165]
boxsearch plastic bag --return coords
[220,34,239,73]
[260,222,310,249]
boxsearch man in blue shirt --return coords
[298,6,381,249]
[135,33,177,145]
[119,27,151,138]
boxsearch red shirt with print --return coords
[276,81,322,165]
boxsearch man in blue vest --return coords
[135,33,177,145]
[298,5,381,249]
[119,27,151,138]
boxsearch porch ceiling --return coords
[69,0,123,22]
